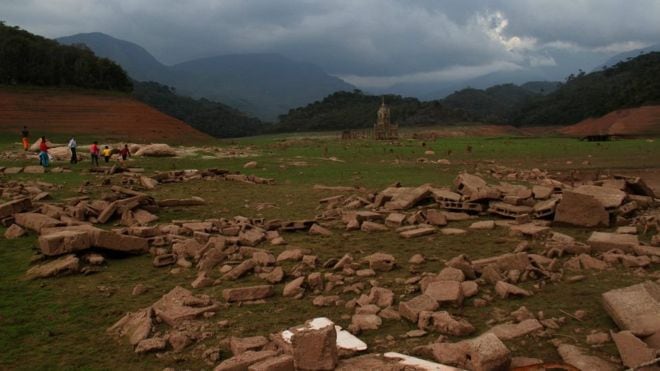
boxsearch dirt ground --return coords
[560,105,660,137]
[0,88,211,144]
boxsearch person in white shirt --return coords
[68,137,77,164]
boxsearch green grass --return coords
[0,133,659,369]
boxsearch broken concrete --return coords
[556,344,617,371]
[25,254,79,279]
[432,332,511,371]
[602,281,660,337]
[587,232,639,253]
[487,319,544,340]
[399,295,439,323]
[554,191,609,228]
[38,230,92,256]
[14,212,61,233]
[610,330,659,370]
[418,311,475,336]
[152,286,219,326]
[107,308,154,346]
[223,285,274,302]
[291,321,338,370]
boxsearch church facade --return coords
[373,98,399,140]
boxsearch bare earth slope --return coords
[560,105,660,137]
[0,89,212,143]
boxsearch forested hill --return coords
[509,52,660,126]
[272,90,473,133]
[132,81,265,138]
[0,23,131,92]
[442,84,539,123]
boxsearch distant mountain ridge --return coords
[598,43,660,70]
[57,32,355,120]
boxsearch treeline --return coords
[273,90,473,132]
[509,52,660,126]
[441,82,559,123]
[0,23,132,91]
[132,81,265,138]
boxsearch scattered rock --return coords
[495,281,531,299]
[424,280,463,306]
[152,286,218,326]
[135,337,167,354]
[291,321,338,370]
[554,191,609,228]
[602,281,660,337]
[556,344,617,371]
[4,224,26,239]
[418,311,475,336]
[230,336,269,355]
[399,295,439,323]
[431,332,511,371]
[351,314,382,332]
[408,254,425,265]
[586,331,610,345]
[223,285,274,302]
[363,252,396,272]
[309,223,332,236]
[26,254,79,279]
[487,319,544,340]
[107,308,154,345]
[283,277,306,297]
[215,350,278,371]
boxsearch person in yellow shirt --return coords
[102,146,112,163]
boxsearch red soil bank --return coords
[560,105,660,137]
[0,89,212,143]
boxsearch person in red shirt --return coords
[119,144,130,165]
[38,136,49,167]
[89,141,100,167]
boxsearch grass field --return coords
[0,133,659,370]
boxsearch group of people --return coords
[22,126,131,168]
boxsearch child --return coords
[38,136,49,167]
[119,144,130,165]
[21,126,29,151]
[90,141,100,167]
[102,145,112,163]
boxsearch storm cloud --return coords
[2,0,659,88]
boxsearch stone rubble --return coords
[4,167,660,370]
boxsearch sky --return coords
[2,0,659,91]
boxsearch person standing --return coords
[90,141,100,167]
[21,126,29,151]
[102,145,112,163]
[38,136,49,167]
[119,144,130,165]
[68,137,78,164]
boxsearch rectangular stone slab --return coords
[602,281,660,337]
[223,285,274,302]
[573,185,626,209]
[0,197,33,219]
[587,232,639,253]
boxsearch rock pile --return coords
[5,166,659,370]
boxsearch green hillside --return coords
[0,23,131,91]
[132,81,266,138]
[510,52,660,126]
[273,90,473,133]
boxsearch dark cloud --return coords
[2,0,658,89]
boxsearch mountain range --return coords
[57,32,354,120]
